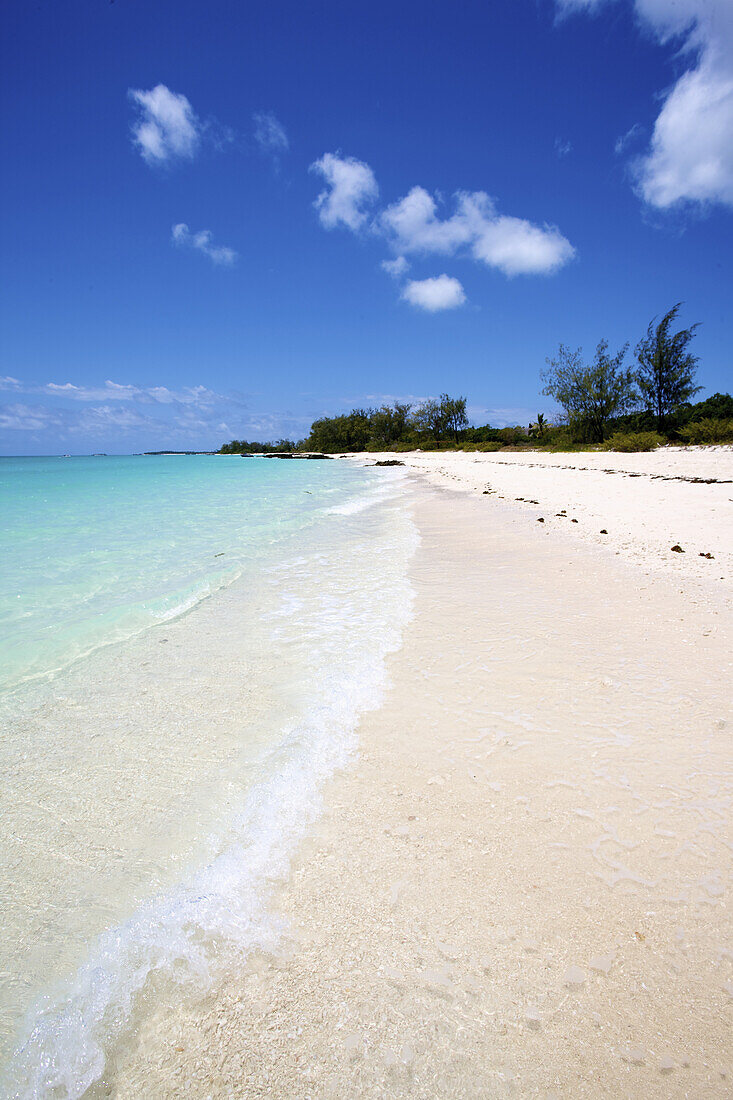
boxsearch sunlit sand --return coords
[109,452,732,1098]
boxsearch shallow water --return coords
[0,456,417,1097]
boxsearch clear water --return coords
[0,455,388,693]
[0,455,417,1098]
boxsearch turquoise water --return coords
[0,455,417,1098]
[0,455,376,693]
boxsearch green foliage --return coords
[307,408,372,452]
[541,340,635,443]
[410,393,468,441]
[684,392,733,422]
[528,412,547,439]
[294,394,471,452]
[635,303,701,429]
[496,425,528,444]
[219,438,297,454]
[603,431,665,452]
[368,402,412,448]
[678,418,733,445]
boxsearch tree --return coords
[635,303,701,430]
[541,341,635,443]
[528,412,547,440]
[442,394,469,441]
[369,402,412,447]
[411,393,468,441]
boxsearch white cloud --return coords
[310,153,379,230]
[172,223,237,265]
[401,275,466,312]
[380,187,575,275]
[128,85,200,165]
[381,255,410,279]
[555,0,610,11]
[555,138,573,158]
[559,0,733,209]
[0,403,62,432]
[615,122,645,154]
[467,405,543,428]
[253,112,289,156]
[0,380,257,451]
[1,377,229,406]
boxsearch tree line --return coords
[219,304,732,454]
[541,303,704,443]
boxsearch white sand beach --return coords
[352,446,733,587]
[108,448,732,1098]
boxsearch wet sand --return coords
[108,473,732,1099]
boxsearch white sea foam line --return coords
[4,499,419,1100]
[324,474,406,516]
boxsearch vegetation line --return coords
[219,305,733,455]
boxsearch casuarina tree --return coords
[541,340,635,443]
[635,303,701,430]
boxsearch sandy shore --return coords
[350,446,733,588]
[108,454,732,1098]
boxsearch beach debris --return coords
[571,518,578,523]
[562,965,586,987]
[621,1046,646,1065]
[214,552,225,557]
[659,1054,675,1074]
[373,460,405,467]
[524,1006,542,1029]
[671,544,684,552]
[600,529,608,534]
[537,517,545,523]
[699,552,714,558]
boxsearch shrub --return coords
[472,441,503,452]
[603,431,664,452]
[678,418,733,445]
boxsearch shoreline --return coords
[342,445,733,591]
[109,462,732,1098]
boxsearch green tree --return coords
[635,303,701,430]
[528,412,547,440]
[369,402,412,447]
[541,341,635,444]
[411,393,468,441]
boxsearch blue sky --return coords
[1,0,731,454]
